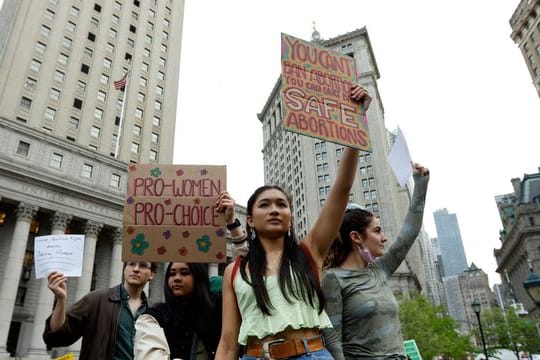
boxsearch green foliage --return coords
[399,295,473,360]
[481,307,540,358]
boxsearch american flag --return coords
[113,74,127,90]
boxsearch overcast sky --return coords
[174,1,540,286]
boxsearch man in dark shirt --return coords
[43,261,157,360]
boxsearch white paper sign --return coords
[388,127,413,187]
[34,234,85,279]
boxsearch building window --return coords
[84,47,93,59]
[15,287,27,306]
[133,125,141,136]
[97,90,106,102]
[151,132,159,144]
[150,150,158,161]
[130,25,137,33]
[111,173,121,188]
[76,80,86,92]
[159,57,166,66]
[131,143,139,154]
[149,9,155,18]
[134,0,140,7]
[90,126,101,138]
[154,101,162,111]
[58,53,68,65]
[16,141,30,157]
[143,48,150,57]
[106,43,114,53]
[114,1,121,10]
[20,97,32,110]
[73,98,83,109]
[90,17,99,26]
[94,3,102,12]
[63,36,72,48]
[164,18,169,27]
[81,64,90,74]
[69,117,79,129]
[109,28,117,38]
[104,58,112,69]
[30,59,41,72]
[147,22,154,31]
[156,85,163,95]
[139,77,147,87]
[127,38,135,48]
[94,108,103,120]
[137,92,145,102]
[35,41,46,54]
[135,108,143,119]
[87,32,96,42]
[160,44,167,53]
[81,163,93,178]
[49,153,63,168]
[24,78,37,91]
[66,21,76,32]
[141,62,148,72]
[162,31,169,40]
[70,6,79,17]
[152,116,160,127]
[100,74,109,85]
[44,107,56,121]
[145,34,152,43]
[40,25,51,37]
[112,14,119,24]
[44,8,55,20]
[54,70,65,83]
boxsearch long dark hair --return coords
[148,262,221,359]
[239,185,325,315]
[324,207,374,268]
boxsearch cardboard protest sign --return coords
[34,235,85,279]
[122,164,227,262]
[280,33,371,151]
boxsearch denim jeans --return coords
[241,348,334,360]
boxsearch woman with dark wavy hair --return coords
[215,85,372,360]
[322,163,430,360]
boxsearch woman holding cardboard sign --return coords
[215,85,371,360]
[134,191,246,360]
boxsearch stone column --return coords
[27,213,72,358]
[75,220,103,302]
[69,220,102,355]
[0,203,37,355]
[109,228,123,287]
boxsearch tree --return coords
[399,295,473,360]
[480,307,540,359]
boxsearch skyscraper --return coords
[510,0,540,98]
[433,208,468,277]
[258,27,426,298]
[0,0,184,357]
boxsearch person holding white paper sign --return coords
[43,261,157,360]
[321,162,429,360]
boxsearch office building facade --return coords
[0,0,185,357]
[257,28,426,298]
[494,169,540,317]
[433,208,468,277]
[510,0,540,98]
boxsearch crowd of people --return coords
[42,84,430,360]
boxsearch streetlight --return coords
[471,300,489,360]
[523,259,540,306]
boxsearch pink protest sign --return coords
[280,32,371,151]
[122,164,227,262]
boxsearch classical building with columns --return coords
[0,0,186,358]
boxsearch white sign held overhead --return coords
[34,234,85,279]
[388,127,413,187]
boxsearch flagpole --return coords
[114,68,129,158]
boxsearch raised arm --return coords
[382,163,430,275]
[215,262,241,360]
[304,85,372,266]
